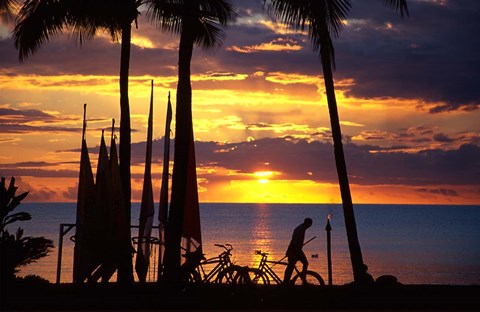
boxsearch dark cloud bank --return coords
[4,137,478,188]
[221,0,480,112]
[2,0,478,113]
[327,0,480,112]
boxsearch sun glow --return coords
[254,171,274,178]
[255,171,274,184]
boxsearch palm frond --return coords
[383,0,409,17]
[267,0,350,37]
[145,0,183,35]
[197,0,237,26]
[13,0,133,61]
[193,16,224,50]
[324,0,350,37]
[0,0,19,22]
[13,0,71,62]
[266,0,350,69]
[146,0,236,50]
[193,0,236,50]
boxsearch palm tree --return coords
[0,0,18,22]
[147,0,236,282]
[13,0,143,284]
[266,0,408,283]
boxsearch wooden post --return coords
[56,223,75,284]
[56,224,64,284]
[325,216,332,286]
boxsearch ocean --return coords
[11,203,480,285]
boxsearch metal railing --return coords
[56,223,160,284]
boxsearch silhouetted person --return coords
[284,218,313,284]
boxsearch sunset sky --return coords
[1,0,479,204]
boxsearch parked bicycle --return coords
[181,243,246,284]
[243,250,325,286]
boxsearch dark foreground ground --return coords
[2,281,479,311]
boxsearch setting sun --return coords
[1,0,479,306]
[0,0,478,206]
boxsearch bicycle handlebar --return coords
[255,250,268,256]
[214,243,233,251]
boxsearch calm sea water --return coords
[11,203,480,285]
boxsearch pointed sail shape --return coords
[89,120,132,283]
[108,119,129,278]
[182,129,202,252]
[89,130,112,282]
[159,92,172,228]
[113,122,135,284]
[158,92,172,278]
[136,80,155,282]
[73,104,96,283]
[95,130,110,236]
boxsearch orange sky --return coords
[0,1,479,205]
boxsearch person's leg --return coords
[283,257,296,284]
[298,252,309,284]
[299,251,308,272]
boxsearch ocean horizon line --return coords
[22,201,480,207]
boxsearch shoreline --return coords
[2,281,479,311]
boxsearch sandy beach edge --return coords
[2,281,479,311]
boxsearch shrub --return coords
[1,177,54,285]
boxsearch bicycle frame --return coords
[253,250,323,285]
[183,244,235,284]
[197,251,232,283]
[255,251,287,284]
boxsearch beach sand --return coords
[2,280,479,311]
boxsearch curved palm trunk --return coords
[319,30,365,283]
[163,17,195,284]
[117,22,134,284]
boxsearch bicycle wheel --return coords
[217,266,242,284]
[245,268,270,285]
[183,269,201,284]
[232,268,252,284]
[291,270,325,286]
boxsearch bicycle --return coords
[181,243,246,284]
[245,249,325,286]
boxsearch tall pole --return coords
[325,214,332,286]
[56,224,64,284]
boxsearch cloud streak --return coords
[8,137,476,187]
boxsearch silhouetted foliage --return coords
[1,177,30,233]
[0,177,54,285]
[0,0,18,22]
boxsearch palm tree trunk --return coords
[319,31,365,283]
[117,22,134,284]
[162,17,195,284]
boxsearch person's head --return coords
[304,217,313,228]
